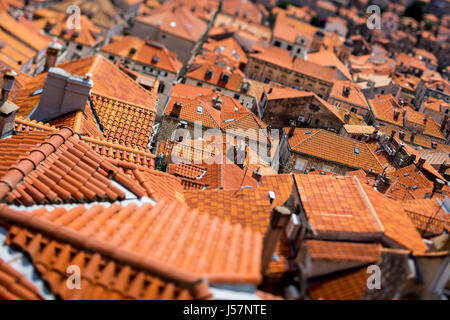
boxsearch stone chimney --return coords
[30,68,93,122]
[44,38,63,72]
[170,101,182,118]
[288,120,296,137]
[390,130,396,141]
[261,206,291,276]
[0,71,19,138]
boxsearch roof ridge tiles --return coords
[353,176,385,233]
[0,203,213,300]
[0,127,74,201]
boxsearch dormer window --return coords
[196,106,203,114]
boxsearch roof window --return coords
[354,147,360,154]
[196,106,203,114]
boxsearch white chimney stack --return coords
[30,68,93,122]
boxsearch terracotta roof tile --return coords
[136,4,207,42]
[401,199,449,235]
[90,92,154,149]
[0,258,43,300]
[0,200,263,285]
[249,47,337,83]
[294,174,427,253]
[386,164,434,200]
[184,188,273,234]
[0,128,149,205]
[287,128,384,173]
[50,0,123,30]
[329,81,369,109]
[308,267,368,300]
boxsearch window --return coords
[76,44,83,51]
[314,119,320,125]
[351,108,357,113]
[446,110,449,114]
[274,41,281,47]
[157,83,165,93]
[108,55,114,61]
[297,48,301,54]
[234,93,240,99]
[264,78,271,84]
[294,159,306,172]
[287,45,293,51]
[197,82,203,87]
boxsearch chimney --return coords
[288,120,296,137]
[390,130,396,141]
[393,109,399,121]
[170,101,182,118]
[1,70,17,103]
[212,95,222,111]
[431,178,445,198]
[261,206,291,276]
[44,38,63,72]
[438,163,448,175]
[30,68,93,122]
[417,157,426,169]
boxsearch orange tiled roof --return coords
[0,128,148,205]
[203,37,248,65]
[266,87,344,123]
[168,161,258,191]
[33,9,103,47]
[401,199,449,235]
[222,0,265,23]
[188,52,247,92]
[101,36,182,73]
[50,0,124,30]
[14,117,156,169]
[5,226,198,300]
[184,187,275,234]
[386,164,434,200]
[0,13,51,53]
[294,174,427,253]
[308,267,368,300]
[287,128,384,173]
[0,258,43,300]
[0,200,263,285]
[307,49,352,81]
[329,81,369,109]
[135,4,207,42]
[14,55,157,119]
[90,92,154,149]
